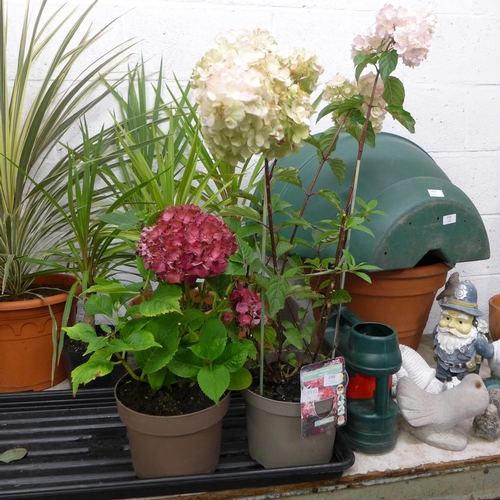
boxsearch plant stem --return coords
[259,166,268,396]
[328,69,381,355]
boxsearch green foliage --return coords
[0,0,134,297]
[63,271,251,404]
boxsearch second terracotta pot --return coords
[344,263,449,350]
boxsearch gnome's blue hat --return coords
[441,281,483,317]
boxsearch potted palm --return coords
[43,124,137,387]
[192,5,435,468]
[0,0,133,392]
[63,204,254,478]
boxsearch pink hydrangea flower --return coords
[136,204,237,286]
[224,283,267,327]
[351,3,436,68]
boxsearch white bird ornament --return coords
[397,374,490,450]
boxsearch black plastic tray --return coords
[0,388,354,500]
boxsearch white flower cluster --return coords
[192,29,323,165]
[324,72,387,132]
[352,3,436,68]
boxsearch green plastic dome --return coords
[273,132,489,270]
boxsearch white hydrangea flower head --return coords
[324,74,358,103]
[192,28,323,165]
[324,72,387,133]
[358,72,387,132]
[351,3,436,68]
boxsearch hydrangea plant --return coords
[192,4,435,395]
[192,28,323,165]
[63,204,255,405]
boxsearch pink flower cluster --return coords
[136,204,237,286]
[352,4,436,68]
[224,283,266,327]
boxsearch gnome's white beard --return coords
[436,326,478,355]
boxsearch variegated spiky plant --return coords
[0,0,132,296]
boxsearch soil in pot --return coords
[0,283,73,302]
[249,368,301,402]
[116,375,217,416]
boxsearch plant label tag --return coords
[443,214,456,225]
[428,189,444,197]
[300,357,347,437]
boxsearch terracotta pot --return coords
[242,388,336,469]
[115,379,230,478]
[343,263,449,350]
[0,274,79,392]
[489,294,500,341]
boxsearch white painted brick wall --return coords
[6,0,500,331]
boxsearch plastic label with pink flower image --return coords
[300,357,348,437]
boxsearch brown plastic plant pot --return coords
[115,378,231,478]
[242,388,336,469]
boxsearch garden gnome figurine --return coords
[434,281,494,384]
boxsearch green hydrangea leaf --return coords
[179,309,206,332]
[84,294,113,317]
[134,316,180,374]
[228,367,252,391]
[100,210,143,229]
[273,166,302,188]
[147,367,167,391]
[382,76,405,106]
[283,325,304,350]
[71,360,114,395]
[386,105,416,133]
[108,332,161,353]
[267,275,290,317]
[85,282,131,295]
[139,283,182,316]
[219,205,261,222]
[189,317,227,361]
[197,364,230,404]
[63,324,109,355]
[337,94,364,115]
[63,323,98,342]
[275,241,295,259]
[326,158,346,185]
[168,348,203,378]
[379,50,398,82]
[316,101,340,123]
[206,274,232,298]
[317,189,342,210]
[216,342,248,372]
[330,288,352,304]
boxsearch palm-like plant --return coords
[0,0,133,296]
[100,63,264,214]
